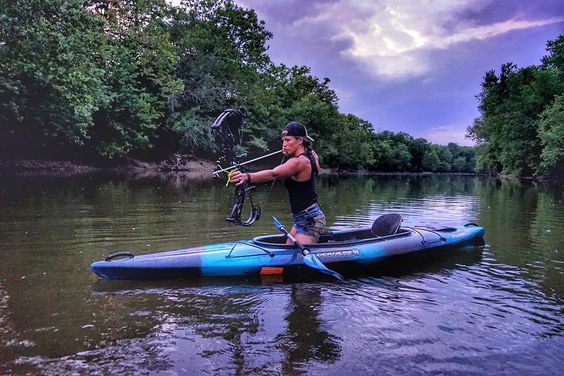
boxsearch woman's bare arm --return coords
[231,158,303,185]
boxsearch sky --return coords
[231,0,563,145]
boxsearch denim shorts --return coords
[292,204,326,242]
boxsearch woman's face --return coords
[282,135,302,156]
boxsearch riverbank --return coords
[0,158,482,177]
[0,157,216,178]
[4,158,540,181]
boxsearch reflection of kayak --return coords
[91,223,485,280]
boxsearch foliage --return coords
[167,0,273,156]
[0,0,477,173]
[0,0,111,157]
[467,35,564,178]
[537,94,564,177]
[422,149,441,171]
[92,0,184,158]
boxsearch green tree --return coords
[0,0,478,169]
[468,35,563,178]
[168,0,273,155]
[452,156,467,171]
[422,149,440,171]
[436,145,453,172]
[407,137,430,172]
[324,114,375,169]
[392,143,413,171]
[0,0,110,158]
[371,138,392,171]
[537,94,564,177]
[91,0,183,158]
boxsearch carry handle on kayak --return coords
[105,252,134,262]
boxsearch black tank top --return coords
[284,153,318,214]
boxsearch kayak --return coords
[90,222,485,280]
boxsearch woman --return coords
[230,122,326,245]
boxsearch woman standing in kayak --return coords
[230,122,326,245]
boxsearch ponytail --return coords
[303,138,312,151]
[302,139,318,176]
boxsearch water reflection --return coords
[18,280,344,375]
[0,173,562,375]
[323,175,482,229]
[475,178,563,297]
[276,286,342,374]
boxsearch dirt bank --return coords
[0,156,218,178]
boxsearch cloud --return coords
[423,125,475,146]
[440,17,564,46]
[265,0,564,80]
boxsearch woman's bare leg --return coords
[286,226,317,245]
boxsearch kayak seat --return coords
[319,227,386,243]
[371,213,402,237]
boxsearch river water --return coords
[0,173,562,375]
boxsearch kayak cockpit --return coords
[252,227,412,246]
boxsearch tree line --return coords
[468,35,563,179]
[2,0,477,173]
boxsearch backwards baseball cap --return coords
[282,122,315,142]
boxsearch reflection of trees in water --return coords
[477,178,564,297]
[319,175,482,224]
[276,286,342,374]
[2,173,562,373]
[530,188,564,297]
[321,175,480,206]
[187,293,260,375]
[477,178,544,263]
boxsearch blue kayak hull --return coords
[91,224,485,280]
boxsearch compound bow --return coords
[211,109,281,226]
